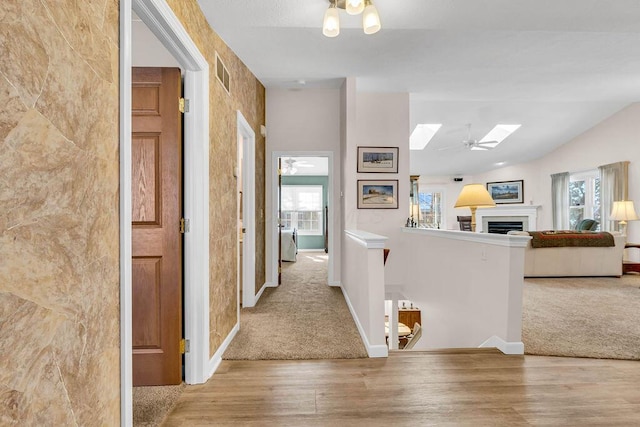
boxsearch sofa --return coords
[508,230,625,277]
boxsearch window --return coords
[569,171,600,229]
[418,186,445,229]
[281,185,323,235]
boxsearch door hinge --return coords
[180,338,189,354]
[277,168,282,176]
[179,97,189,113]
[278,266,282,273]
[180,218,186,234]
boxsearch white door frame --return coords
[237,112,256,308]
[270,151,336,286]
[121,0,210,425]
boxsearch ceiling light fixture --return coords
[323,0,381,38]
[346,0,365,15]
[322,1,340,37]
[362,0,381,35]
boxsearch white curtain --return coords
[551,172,570,230]
[599,161,629,231]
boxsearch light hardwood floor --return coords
[164,350,640,426]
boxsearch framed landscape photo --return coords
[357,180,399,209]
[486,180,524,204]
[357,146,399,173]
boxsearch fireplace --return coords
[475,205,539,233]
[487,220,524,234]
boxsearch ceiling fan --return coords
[283,157,314,175]
[439,124,499,152]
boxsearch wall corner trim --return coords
[479,335,524,355]
[345,229,388,249]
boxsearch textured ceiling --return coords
[196,0,640,175]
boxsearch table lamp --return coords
[454,183,496,232]
[610,200,638,236]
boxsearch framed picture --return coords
[357,146,399,173]
[486,180,524,204]
[357,180,399,209]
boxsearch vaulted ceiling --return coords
[196,0,640,175]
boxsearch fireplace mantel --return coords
[475,205,540,233]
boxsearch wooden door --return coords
[132,67,183,386]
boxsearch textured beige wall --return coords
[0,0,120,425]
[165,0,266,357]
[0,1,266,423]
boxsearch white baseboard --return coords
[479,335,524,355]
[254,281,276,305]
[340,286,388,358]
[207,322,240,379]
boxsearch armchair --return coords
[575,219,599,231]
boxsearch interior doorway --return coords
[272,153,334,288]
[237,112,256,309]
[122,0,211,424]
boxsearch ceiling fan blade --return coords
[470,145,492,151]
[476,140,499,145]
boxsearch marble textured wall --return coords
[165,0,266,357]
[0,0,120,425]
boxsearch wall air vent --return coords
[215,52,231,95]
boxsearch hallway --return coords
[223,251,367,360]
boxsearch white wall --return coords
[132,19,180,68]
[342,232,388,357]
[474,102,640,244]
[265,88,342,284]
[349,92,411,286]
[400,229,527,352]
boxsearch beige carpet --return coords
[223,251,368,360]
[133,383,185,426]
[523,274,640,360]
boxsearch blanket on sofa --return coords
[528,230,615,248]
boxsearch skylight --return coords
[410,124,442,150]
[478,124,521,148]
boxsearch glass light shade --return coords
[454,184,496,208]
[346,0,365,15]
[323,6,340,37]
[362,1,381,34]
[610,200,639,221]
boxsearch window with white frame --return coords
[569,170,600,229]
[281,185,323,235]
[418,185,445,229]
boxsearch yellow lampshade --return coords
[610,200,639,222]
[454,184,496,209]
[454,184,496,232]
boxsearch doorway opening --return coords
[237,112,256,309]
[271,153,335,289]
[121,0,210,424]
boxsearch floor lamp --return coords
[454,184,496,232]
[610,200,638,236]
